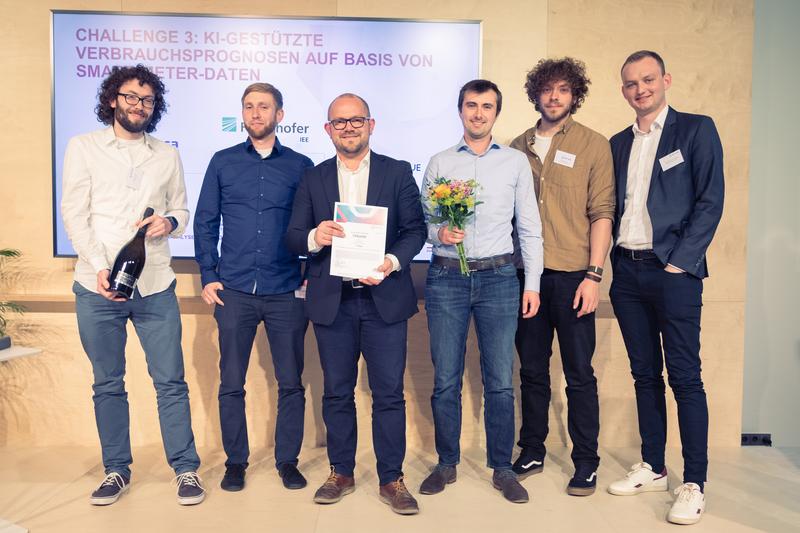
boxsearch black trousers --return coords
[609,250,707,484]
[515,269,600,469]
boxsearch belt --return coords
[432,253,514,272]
[342,279,365,289]
[617,247,659,261]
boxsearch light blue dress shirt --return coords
[422,138,544,292]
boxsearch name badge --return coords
[553,150,576,168]
[659,149,684,172]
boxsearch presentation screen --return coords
[51,11,481,260]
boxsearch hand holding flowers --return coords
[425,177,481,275]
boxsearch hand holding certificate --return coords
[330,202,388,280]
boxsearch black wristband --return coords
[585,272,601,283]
[587,265,604,276]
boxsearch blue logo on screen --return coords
[222,117,238,132]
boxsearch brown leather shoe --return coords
[379,477,419,515]
[313,467,355,504]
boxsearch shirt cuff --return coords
[385,253,400,273]
[523,275,541,292]
[307,229,322,254]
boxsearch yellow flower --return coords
[433,184,452,199]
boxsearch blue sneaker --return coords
[90,472,130,505]
[175,472,206,505]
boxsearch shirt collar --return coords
[528,115,575,148]
[632,105,670,136]
[245,136,284,158]
[102,126,153,149]
[337,150,371,173]
[456,136,501,156]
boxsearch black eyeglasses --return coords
[117,93,156,109]
[329,116,370,130]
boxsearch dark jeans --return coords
[609,250,708,484]
[312,286,408,486]
[73,280,200,478]
[215,288,307,469]
[515,269,600,469]
[425,262,519,470]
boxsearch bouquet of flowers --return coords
[425,177,481,275]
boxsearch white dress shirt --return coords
[307,151,400,272]
[617,105,670,249]
[61,127,189,296]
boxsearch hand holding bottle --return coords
[97,269,127,302]
[137,213,172,238]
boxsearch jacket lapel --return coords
[648,107,677,196]
[365,151,385,206]
[321,157,340,217]
[616,131,634,216]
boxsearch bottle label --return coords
[113,271,137,289]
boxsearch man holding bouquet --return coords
[419,79,543,504]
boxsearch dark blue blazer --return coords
[610,107,725,279]
[285,151,427,326]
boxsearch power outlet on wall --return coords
[741,433,772,446]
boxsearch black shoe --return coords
[567,464,597,496]
[221,464,246,492]
[492,469,529,503]
[90,472,130,505]
[512,450,544,480]
[419,464,457,495]
[175,472,206,505]
[278,463,307,490]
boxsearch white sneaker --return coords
[667,483,705,525]
[607,462,668,496]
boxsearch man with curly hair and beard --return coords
[509,58,615,496]
[61,64,205,506]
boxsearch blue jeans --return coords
[609,251,708,485]
[73,281,200,479]
[425,262,520,470]
[214,288,307,469]
[312,286,408,485]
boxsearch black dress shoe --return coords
[279,463,307,490]
[221,464,246,492]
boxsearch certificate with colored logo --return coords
[330,202,388,279]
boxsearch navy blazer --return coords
[610,107,725,279]
[285,151,427,326]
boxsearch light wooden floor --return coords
[1,445,798,532]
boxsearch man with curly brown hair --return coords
[509,57,615,496]
[62,64,205,506]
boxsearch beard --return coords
[542,105,571,124]
[333,134,369,156]
[244,120,277,140]
[115,106,152,134]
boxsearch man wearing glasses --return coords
[194,83,313,493]
[286,93,427,515]
[61,64,204,506]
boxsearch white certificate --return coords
[330,202,388,279]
